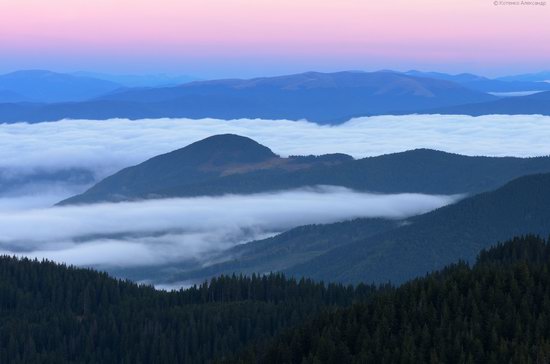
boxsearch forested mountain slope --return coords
[60,134,550,205]
[287,172,550,284]
[235,235,550,364]
[0,258,378,364]
[173,218,401,283]
[167,172,550,286]
[2,236,549,363]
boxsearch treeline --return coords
[0,258,378,364]
[2,235,550,363]
[236,235,550,364]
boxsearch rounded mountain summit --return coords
[57,134,281,204]
[173,134,278,167]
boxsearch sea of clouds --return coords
[0,114,546,284]
[2,114,550,182]
[2,113,548,208]
[0,187,457,269]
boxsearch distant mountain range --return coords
[0,89,28,103]
[58,134,550,205]
[427,90,550,115]
[71,71,198,88]
[0,70,199,103]
[1,69,549,123]
[404,70,550,93]
[0,70,123,103]
[497,71,550,83]
[0,71,497,124]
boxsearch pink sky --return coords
[0,0,548,77]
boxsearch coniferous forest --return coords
[238,235,550,364]
[0,258,377,364]
[1,235,550,363]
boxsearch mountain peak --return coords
[175,134,278,167]
[57,134,279,204]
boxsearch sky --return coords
[0,0,549,78]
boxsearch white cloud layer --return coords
[1,114,550,183]
[0,182,91,211]
[0,187,458,269]
[0,114,542,285]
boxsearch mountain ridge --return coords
[58,135,550,205]
[168,171,550,287]
[0,71,497,124]
[0,70,123,102]
[404,70,550,92]
[285,172,550,284]
[425,90,550,115]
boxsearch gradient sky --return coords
[0,0,549,78]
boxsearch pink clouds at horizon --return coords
[0,0,548,76]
